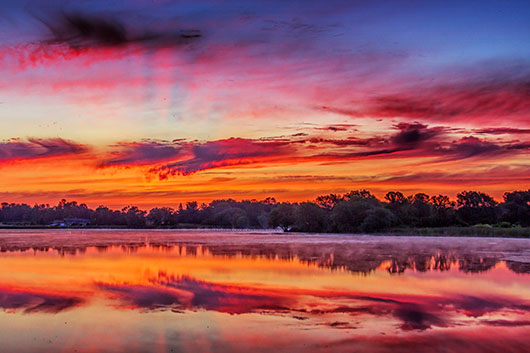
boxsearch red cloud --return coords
[149,138,296,178]
[0,137,88,163]
[95,123,530,179]
[99,140,184,167]
[320,68,530,126]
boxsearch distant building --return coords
[50,220,66,227]
[51,218,91,227]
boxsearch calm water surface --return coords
[1,230,529,353]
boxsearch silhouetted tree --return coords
[429,195,456,226]
[315,193,343,210]
[385,191,412,225]
[501,190,530,226]
[122,206,146,228]
[361,207,396,232]
[268,203,296,231]
[408,193,433,227]
[456,191,497,225]
[331,195,381,233]
[0,189,528,233]
[147,207,175,226]
[293,202,327,232]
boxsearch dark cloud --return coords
[313,124,359,132]
[307,136,386,147]
[434,136,503,160]
[0,137,88,162]
[480,320,530,327]
[99,141,183,167]
[0,287,83,313]
[319,106,360,118]
[474,127,530,135]
[151,138,295,178]
[391,122,443,147]
[38,12,201,49]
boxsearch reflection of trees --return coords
[506,261,530,274]
[387,259,408,274]
[387,254,455,274]
[1,238,529,275]
[458,256,499,273]
[382,253,505,274]
[433,254,452,271]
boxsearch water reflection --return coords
[0,230,529,353]
[0,287,83,313]
[2,242,530,275]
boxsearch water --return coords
[1,229,529,353]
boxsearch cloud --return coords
[38,12,201,50]
[480,320,530,327]
[434,136,503,160]
[99,140,183,167]
[313,124,359,132]
[370,165,530,186]
[307,136,386,147]
[96,122,530,179]
[391,122,443,147]
[321,67,530,125]
[0,137,88,163]
[2,126,527,182]
[474,127,530,135]
[150,138,296,178]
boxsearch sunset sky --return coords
[1,0,529,208]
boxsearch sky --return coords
[0,0,529,208]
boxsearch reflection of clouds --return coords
[97,274,292,314]
[449,295,530,318]
[96,274,530,332]
[0,287,83,314]
[393,304,447,331]
[323,327,530,353]
[96,284,186,310]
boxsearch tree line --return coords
[0,190,529,232]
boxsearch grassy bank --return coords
[1,224,530,238]
[385,225,530,238]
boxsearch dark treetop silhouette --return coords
[1,190,529,235]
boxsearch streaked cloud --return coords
[0,138,88,163]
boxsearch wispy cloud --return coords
[0,138,88,163]
[37,11,201,50]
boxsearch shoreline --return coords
[0,225,528,238]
